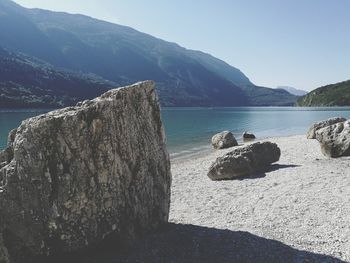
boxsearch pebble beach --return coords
[167,135,350,262]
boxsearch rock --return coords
[307,117,347,139]
[0,129,16,170]
[0,81,171,262]
[211,131,238,149]
[315,120,350,157]
[0,234,10,263]
[243,132,256,140]
[207,142,280,180]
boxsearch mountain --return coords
[0,47,111,108]
[276,86,307,96]
[0,0,297,107]
[297,80,350,106]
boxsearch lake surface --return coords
[1,107,350,158]
[161,107,350,158]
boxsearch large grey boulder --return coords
[307,117,347,139]
[208,142,280,180]
[315,120,350,158]
[0,81,171,262]
[211,131,238,149]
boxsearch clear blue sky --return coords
[14,0,350,91]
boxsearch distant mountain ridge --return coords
[0,0,297,107]
[276,86,307,96]
[297,80,350,106]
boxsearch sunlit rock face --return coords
[307,117,347,139]
[208,142,280,180]
[0,81,171,262]
[316,120,350,158]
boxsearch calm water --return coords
[161,107,350,157]
[1,107,350,157]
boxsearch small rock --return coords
[243,131,256,140]
[211,131,238,149]
[307,117,347,139]
[207,141,281,180]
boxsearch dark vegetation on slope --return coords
[297,80,350,106]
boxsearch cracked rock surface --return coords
[316,120,350,157]
[0,81,171,262]
[307,117,347,139]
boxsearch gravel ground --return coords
[40,135,350,263]
[167,135,350,262]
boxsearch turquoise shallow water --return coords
[1,107,350,157]
[161,107,350,157]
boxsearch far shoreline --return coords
[3,105,350,111]
[170,133,306,162]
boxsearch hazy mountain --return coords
[276,86,307,96]
[0,47,111,108]
[0,0,297,107]
[297,80,350,106]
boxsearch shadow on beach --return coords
[230,163,302,180]
[269,163,301,172]
[41,223,345,263]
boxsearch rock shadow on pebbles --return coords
[52,223,345,263]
